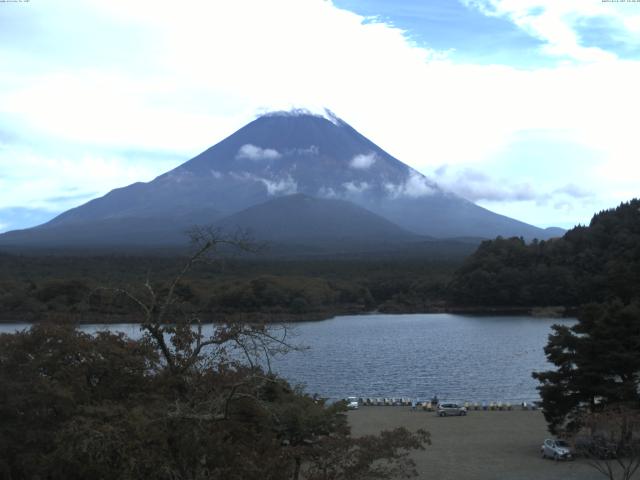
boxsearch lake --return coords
[0,313,573,403]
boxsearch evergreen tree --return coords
[533,300,640,435]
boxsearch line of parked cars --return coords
[356,397,415,407]
[344,397,469,416]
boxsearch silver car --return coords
[541,439,573,461]
[437,403,467,417]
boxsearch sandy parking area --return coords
[348,407,604,480]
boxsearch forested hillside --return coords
[0,255,456,323]
[449,199,640,307]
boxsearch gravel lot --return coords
[348,407,606,480]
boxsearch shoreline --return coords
[0,305,578,325]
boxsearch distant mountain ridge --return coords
[0,111,563,251]
[216,193,420,247]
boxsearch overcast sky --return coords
[1,0,639,232]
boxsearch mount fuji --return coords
[0,111,560,251]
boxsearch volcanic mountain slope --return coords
[0,111,559,249]
[216,193,421,247]
[0,211,221,248]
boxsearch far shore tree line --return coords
[0,254,454,324]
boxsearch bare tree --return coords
[574,404,640,480]
[112,227,296,421]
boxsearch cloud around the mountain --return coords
[432,166,598,225]
[343,181,371,194]
[317,186,338,198]
[349,153,377,170]
[261,176,297,195]
[285,145,319,156]
[236,144,282,161]
[554,183,594,199]
[384,171,437,199]
[433,166,540,202]
[231,171,297,196]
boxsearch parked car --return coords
[541,439,573,461]
[437,403,467,417]
[345,397,359,410]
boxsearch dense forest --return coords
[0,253,458,323]
[449,199,640,308]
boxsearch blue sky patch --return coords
[0,207,60,233]
[575,15,640,60]
[334,0,553,67]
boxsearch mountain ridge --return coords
[216,193,421,247]
[0,111,564,250]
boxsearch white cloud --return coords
[265,109,341,126]
[349,152,377,170]
[385,171,437,199]
[0,0,639,229]
[343,181,370,194]
[462,0,638,62]
[236,144,281,161]
[285,145,319,156]
[318,186,338,198]
[433,166,540,202]
[166,169,195,183]
[0,143,172,212]
[260,176,297,195]
[554,183,593,199]
[554,200,573,212]
[230,171,297,196]
[433,164,603,228]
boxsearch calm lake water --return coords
[0,314,574,403]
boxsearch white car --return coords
[541,439,573,461]
[345,397,359,410]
